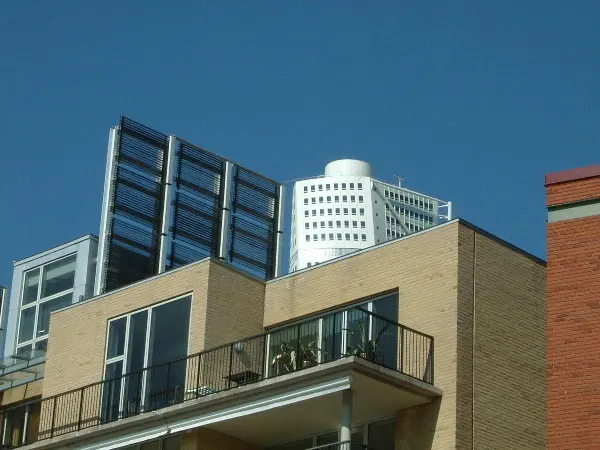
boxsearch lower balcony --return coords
[0,306,438,449]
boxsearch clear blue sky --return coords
[1,2,599,288]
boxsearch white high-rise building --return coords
[289,159,451,271]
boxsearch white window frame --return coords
[103,293,193,414]
[16,253,77,354]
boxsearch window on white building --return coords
[344,221,350,228]
[341,183,346,189]
[342,195,348,202]
[313,222,317,229]
[326,184,330,191]
[319,197,323,204]
[359,208,365,215]
[353,234,359,241]
[357,183,363,190]
[326,196,331,203]
[343,208,349,215]
[327,208,332,215]
[336,220,341,227]
[351,208,357,215]
[305,223,309,229]
[312,198,316,204]
[304,198,308,205]
[311,186,315,192]
[345,233,350,241]
[303,186,308,193]
[360,221,366,228]
[328,221,333,228]
[304,210,309,217]
[320,221,325,228]
[335,208,341,215]
[349,183,354,189]
[361,234,367,241]
[334,183,339,190]
[352,221,357,228]
[335,195,340,202]
[306,235,310,242]
[318,184,323,191]
[17,254,77,355]
[313,234,318,241]
[358,196,363,203]
[350,195,355,202]
[337,233,342,240]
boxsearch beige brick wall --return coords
[204,262,266,349]
[471,231,546,449]
[1,379,44,406]
[43,261,211,398]
[265,222,461,449]
[183,427,262,450]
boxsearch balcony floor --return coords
[23,357,441,450]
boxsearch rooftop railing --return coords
[0,307,433,448]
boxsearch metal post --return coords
[77,388,85,431]
[158,135,178,272]
[218,162,234,261]
[274,185,285,277]
[195,353,202,399]
[50,397,57,438]
[295,324,301,371]
[228,344,234,389]
[21,405,29,445]
[2,412,8,445]
[400,326,404,374]
[94,127,119,296]
[340,390,353,449]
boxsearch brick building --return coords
[0,219,546,449]
[546,165,600,449]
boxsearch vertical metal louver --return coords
[230,167,280,279]
[167,141,225,269]
[96,117,283,295]
[103,117,169,292]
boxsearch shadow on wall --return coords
[396,398,441,450]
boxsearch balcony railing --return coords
[0,307,433,448]
[305,442,371,450]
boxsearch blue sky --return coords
[1,2,599,288]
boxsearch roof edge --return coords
[545,165,600,186]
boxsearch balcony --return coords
[0,307,435,449]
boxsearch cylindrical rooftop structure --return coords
[324,160,373,178]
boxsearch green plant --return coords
[346,320,390,363]
[270,338,323,375]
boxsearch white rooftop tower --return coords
[289,159,451,271]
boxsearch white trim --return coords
[169,376,352,434]
[13,235,97,267]
[74,424,169,450]
[95,128,119,296]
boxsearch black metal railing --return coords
[0,307,433,448]
[305,441,371,450]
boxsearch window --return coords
[307,262,312,267]
[353,234,359,241]
[311,198,316,204]
[349,183,354,189]
[304,223,309,230]
[17,254,77,355]
[312,210,317,217]
[320,221,325,228]
[333,183,339,190]
[103,295,192,421]
[326,196,331,203]
[329,233,334,240]
[352,221,358,228]
[306,235,310,242]
[320,209,325,215]
[341,183,346,189]
[326,184,330,191]
[313,222,317,229]
[361,234,367,241]
[327,208,333,215]
[318,184,323,191]
[336,220,342,227]
[342,195,348,202]
[384,190,389,198]
[334,195,340,202]
[351,208,357,215]
[304,210,309,218]
[321,233,326,241]
[311,185,315,192]
[360,221,366,228]
[357,183,363,190]
[358,195,363,203]
[335,208,341,215]
[303,186,308,193]
[359,208,365,215]
[328,221,333,228]
[337,233,342,240]
[313,234,318,241]
[344,221,350,228]
[345,233,350,241]
[318,197,323,204]
[343,208,349,215]
[303,199,308,205]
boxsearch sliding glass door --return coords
[267,293,399,377]
[102,295,191,422]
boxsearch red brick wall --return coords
[547,177,600,206]
[547,178,600,449]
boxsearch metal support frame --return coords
[94,128,119,296]
[158,136,178,273]
[274,185,285,277]
[340,389,353,448]
[218,162,234,260]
